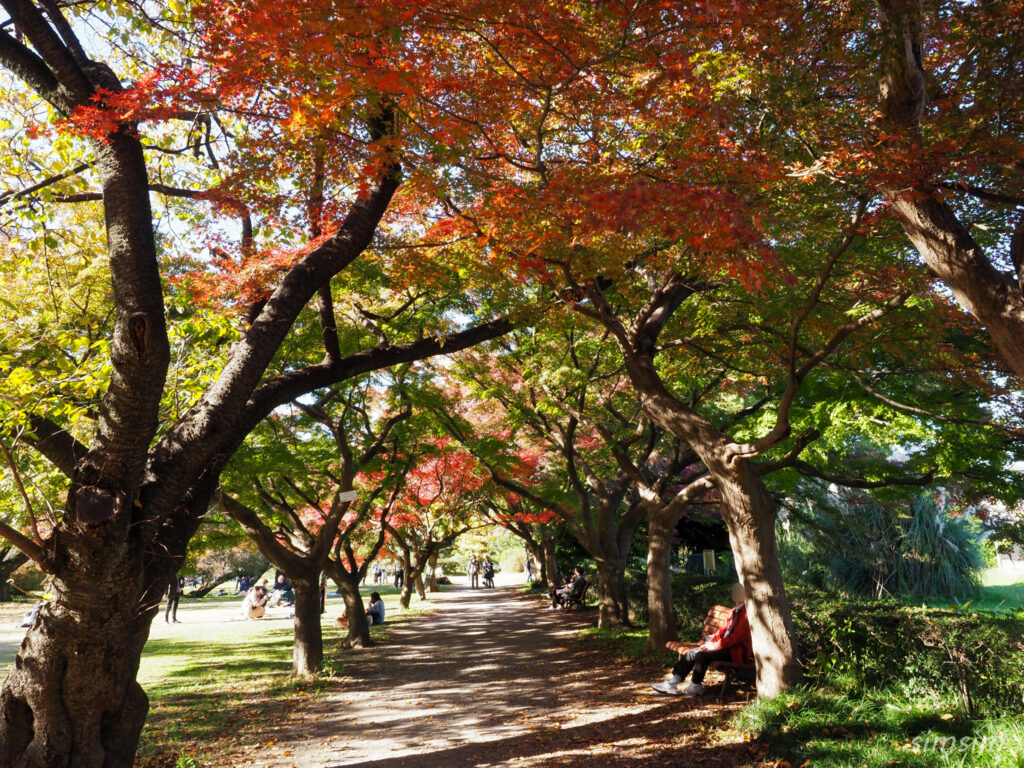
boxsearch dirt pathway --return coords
[240,585,764,768]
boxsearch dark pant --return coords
[165,594,179,622]
[672,646,733,684]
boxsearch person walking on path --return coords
[165,574,183,623]
[468,556,480,588]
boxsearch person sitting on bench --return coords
[547,566,585,610]
[651,582,752,696]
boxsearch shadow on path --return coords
[220,586,762,768]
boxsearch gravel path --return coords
[243,585,762,768]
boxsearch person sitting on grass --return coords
[547,566,586,610]
[651,582,752,697]
[241,584,270,619]
[270,574,294,607]
[365,592,386,626]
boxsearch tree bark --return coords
[594,555,631,628]
[330,568,371,648]
[524,540,544,585]
[428,550,439,592]
[0,547,155,768]
[644,511,679,653]
[873,0,1024,381]
[712,459,800,696]
[542,535,560,592]
[291,576,323,677]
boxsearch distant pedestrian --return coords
[468,556,479,588]
[393,563,404,589]
[482,556,495,588]
[165,574,183,623]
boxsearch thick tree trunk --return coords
[415,572,426,600]
[713,460,801,697]
[542,535,560,592]
[644,511,678,653]
[332,570,371,648]
[399,577,415,609]
[594,556,630,629]
[524,540,545,585]
[0,553,155,768]
[291,577,323,677]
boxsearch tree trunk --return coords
[644,511,678,653]
[619,352,802,696]
[399,576,415,609]
[331,570,371,648]
[0,555,155,768]
[594,556,630,629]
[415,572,426,600]
[525,540,545,585]
[712,461,800,696]
[542,535,560,591]
[291,577,323,677]
[428,550,439,592]
[0,549,28,602]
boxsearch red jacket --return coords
[706,603,753,664]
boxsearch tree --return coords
[385,438,483,609]
[440,327,668,628]
[0,2,511,762]
[481,495,562,590]
[216,375,413,672]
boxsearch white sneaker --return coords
[681,682,703,696]
[651,681,680,695]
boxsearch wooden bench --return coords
[668,604,755,701]
[562,580,590,611]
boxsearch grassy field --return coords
[1,583,427,766]
[921,566,1024,613]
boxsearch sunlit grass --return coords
[132,584,427,765]
[732,682,1024,768]
[920,568,1024,613]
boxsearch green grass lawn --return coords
[136,583,421,765]
[920,567,1024,613]
[2,584,428,766]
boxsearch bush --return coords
[784,492,986,602]
[788,586,1024,717]
[499,550,526,575]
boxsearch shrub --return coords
[788,586,1024,717]
[785,492,985,601]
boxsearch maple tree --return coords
[216,374,412,673]
[0,0,1021,761]
[384,436,485,609]
[0,1,512,763]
